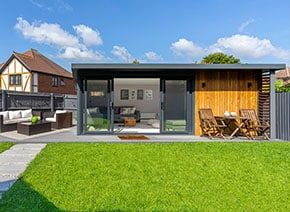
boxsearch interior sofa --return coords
[0,109,41,133]
[87,106,140,123]
[44,110,73,129]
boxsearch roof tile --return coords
[13,49,72,78]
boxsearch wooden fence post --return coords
[50,93,54,112]
[2,90,7,111]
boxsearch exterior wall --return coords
[37,72,76,94]
[0,58,31,92]
[194,70,258,135]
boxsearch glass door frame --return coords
[83,78,114,134]
[160,78,194,134]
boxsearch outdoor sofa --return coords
[87,106,141,123]
[0,109,41,133]
[44,110,73,129]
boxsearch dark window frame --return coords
[60,78,65,86]
[52,76,58,87]
[9,74,22,86]
[120,89,129,100]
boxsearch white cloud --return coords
[111,46,133,62]
[170,35,290,62]
[209,34,290,59]
[29,0,72,12]
[170,38,204,58]
[238,19,255,33]
[14,17,106,61]
[15,17,79,48]
[144,51,163,62]
[73,24,102,46]
[29,0,53,11]
[58,47,106,61]
[56,0,73,11]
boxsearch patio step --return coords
[0,143,46,199]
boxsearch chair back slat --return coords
[240,109,259,124]
[199,108,217,124]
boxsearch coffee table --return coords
[124,117,137,127]
[17,121,52,136]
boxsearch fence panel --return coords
[0,90,77,112]
[276,93,290,141]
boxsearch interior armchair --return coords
[44,110,73,129]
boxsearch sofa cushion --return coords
[120,108,130,115]
[0,111,9,121]
[21,109,32,118]
[9,110,22,120]
[127,107,136,114]
[120,107,136,115]
[4,117,31,124]
[46,117,56,122]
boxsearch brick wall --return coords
[37,73,76,94]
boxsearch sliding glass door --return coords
[84,79,113,133]
[161,79,192,133]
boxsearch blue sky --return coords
[0,0,290,70]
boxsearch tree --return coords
[132,59,140,64]
[201,52,240,64]
[275,79,290,92]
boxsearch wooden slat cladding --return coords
[258,70,270,123]
[195,70,258,135]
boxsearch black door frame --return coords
[160,78,194,134]
[80,75,194,135]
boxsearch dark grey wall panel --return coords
[276,93,290,141]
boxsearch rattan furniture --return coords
[17,121,51,136]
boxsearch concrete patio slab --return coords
[0,126,285,143]
[0,143,46,198]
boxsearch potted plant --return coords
[31,115,39,124]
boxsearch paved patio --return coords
[0,126,282,143]
[0,143,46,198]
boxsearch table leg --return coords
[229,122,244,139]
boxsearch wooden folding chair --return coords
[199,108,227,139]
[239,109,270,140]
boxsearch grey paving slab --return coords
[0,143,46,199]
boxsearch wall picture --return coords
[137,89,144,100]
[145,89,153,100]
[131,89,137,100]
[120,89,129,100]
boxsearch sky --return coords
[0,0,290,70]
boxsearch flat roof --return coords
[72,63,286,71]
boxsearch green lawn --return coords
[0,143,289,211]
[0,142,13,153]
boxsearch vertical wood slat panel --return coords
[195,70,258,135]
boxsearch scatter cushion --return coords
[0,111,9,121]
[120,107,136,115]
[21,109,32,118]
[9,110,22,120]
[120,108,130,115]
[127,107,136,114]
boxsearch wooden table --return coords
[124,118,137,127]
[216,116,250,139]
[17,121,51,136]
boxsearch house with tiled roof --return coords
[276,67,290,85]
[0,49,75,94]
